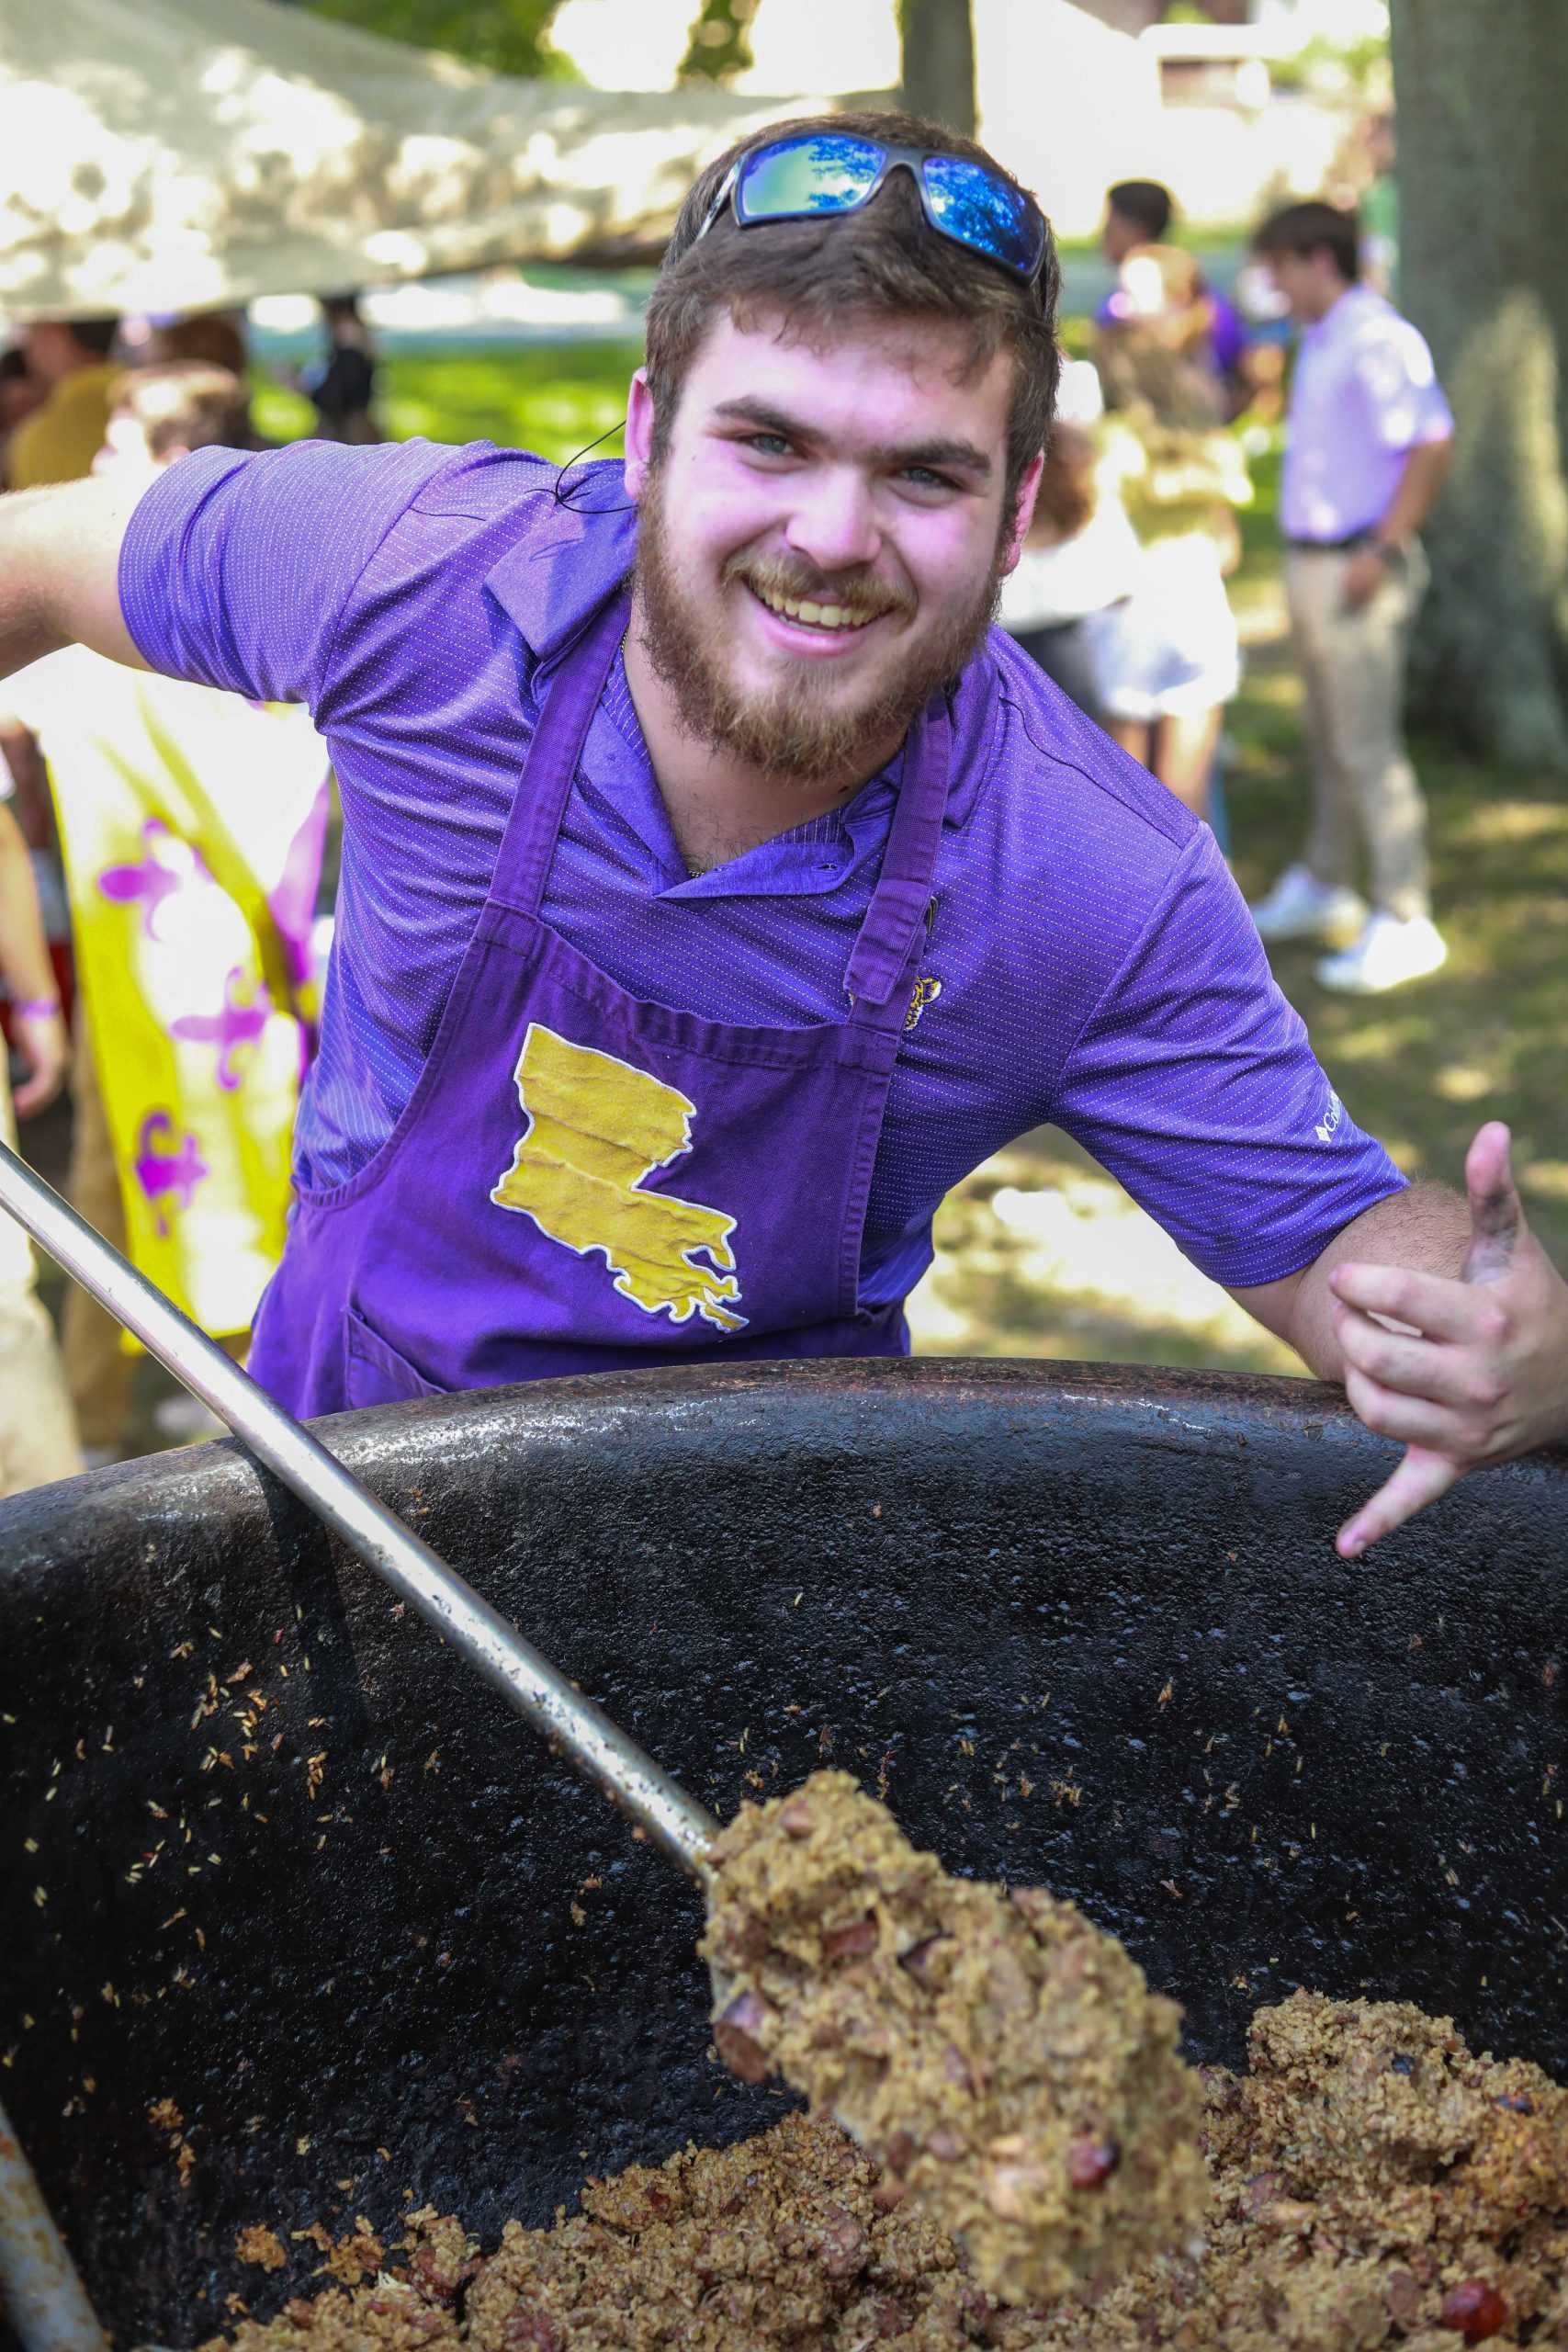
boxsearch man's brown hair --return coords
[114,359,253,459]
[1252,199,1360,286]
[1107,179,1174,243]
[644,109,1062,511]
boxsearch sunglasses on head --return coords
[691,131,1049,298]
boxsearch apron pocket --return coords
[343,1304,447,1407]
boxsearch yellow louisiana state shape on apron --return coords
[491,1023,747,1333]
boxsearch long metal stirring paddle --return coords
[0,1145,1192,2327]
[0,1139,719,1878]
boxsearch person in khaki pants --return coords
[1247,199,1454,996]
[0,763,82,1495]
[1283,530,1432,930]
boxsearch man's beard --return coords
[632,467,1010,784]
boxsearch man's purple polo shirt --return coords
[118,436,1404,1308]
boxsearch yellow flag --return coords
[12,650,327,1340]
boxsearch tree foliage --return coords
[678,0,762,85]
[293,0,577,81]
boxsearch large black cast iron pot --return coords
[2,1359,1565,2343]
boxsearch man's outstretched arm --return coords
[1230,1123,1568,1555]
[0,475,150,679]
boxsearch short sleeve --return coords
[1352,317,1454,454]
[118,436,468,716]
[1055,830,1405,1287]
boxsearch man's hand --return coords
[1329,1123,1568,1556]
[1340,547,1386,609]
[11,1002,68,1116]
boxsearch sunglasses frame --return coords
[692,134,1048,295]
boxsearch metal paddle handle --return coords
[0,1140,718,1879]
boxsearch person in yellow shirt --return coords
[6,318,120,490]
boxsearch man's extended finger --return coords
[1337,1443,1461,1559]
[1340,1363,1472,1453]
[1333,1304,1480,1408]
[1463,1120,1520,1285]
[1329,1258,1498,1341]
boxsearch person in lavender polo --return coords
[0,111,1563,1559]
[1248,199,1455,994]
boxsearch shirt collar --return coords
[1305,283,1380,346]
[482,458,637,661]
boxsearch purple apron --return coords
[248,589,952,1415]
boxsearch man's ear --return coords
[625,368,656,503]
[1001,448,1045,573]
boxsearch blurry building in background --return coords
[550,0,1387,240]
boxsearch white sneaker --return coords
[1249,864,1367,944]
[1315,911,1448,995]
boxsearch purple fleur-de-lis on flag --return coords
[133,1112,209,1237]
[171,965,272,1092]
[97,820,186,940]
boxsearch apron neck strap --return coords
[842,691,953,1012]
[491,587,631,914]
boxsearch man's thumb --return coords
[1463,1120,1522,1286]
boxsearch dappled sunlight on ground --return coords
[1307,1012,1431,1063]
[1433,1063,1495,1103]
[1452,800,1568,849]
[907,1135,1305,1376]
[1226,627,1568,1295]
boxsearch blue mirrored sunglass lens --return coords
[921,154,1041,275]
[739,135,885,220]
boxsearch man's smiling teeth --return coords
[750,582,875,631]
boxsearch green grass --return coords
[253,339,640,461]
[1226,665,1568,1273]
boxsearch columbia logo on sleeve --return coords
[1314,1089,1345,1144]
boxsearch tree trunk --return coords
[898,0,976,136]
[1391,0,1568,769]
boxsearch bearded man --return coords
[2,112,1565,1559]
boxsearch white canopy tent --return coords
[0,0,883,319]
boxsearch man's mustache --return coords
[724,553,915,623]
